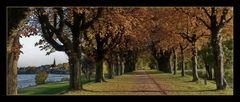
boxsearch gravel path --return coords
[131,70,167,95]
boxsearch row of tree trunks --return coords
[106,51,126,79]
[149,41,173,73]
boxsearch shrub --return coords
[225,69,233,84]
[35,71,48,85]
[61,76,69,81]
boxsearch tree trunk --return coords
[69,54,82,90]
[124,62,129,73]
[157,60,161,71]
[124,51,131,73]
[209,67,213,80]
[107,60,113,79]
[191,43,199,81]
[7,8,29,94]
[7,52,18,95]
[132,62,136,71]
[119,59,123,75]
[119,62,122,75]
[117,54,121,75]
[116,61,120,76]
[211,31,227,89]
[205,64,213,80]
[168,57,172,73]
[180,49,185,77]
[173,49,177,75]
[95,55,104,82]
[7,36,20,95]
[113,63,116,75]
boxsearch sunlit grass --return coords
[146,69,233,95]
[66,69,232,95]
[18,69,233,95]
[65,75,137,95]
[18,81,69,95]
[18,75,95,95]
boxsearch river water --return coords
[17,74,69,88]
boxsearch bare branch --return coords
[218,8,232,29]
[202,7,211,19]
[179,32,192,42]
[195,16,211,29]
[196,32,207,40]
[56,8,64,32]
[218,8,228,27]
[37,9,65,51]
[183,42,189,50]
[83,8,103,29]
[64,20,73,29]
[211,7,215,16]
[226,16,233,23]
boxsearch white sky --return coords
[18,36,68,67]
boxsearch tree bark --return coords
[95,55,104,82]
[199,7,232,90]
[68,54,82,90]
[205,64,213,80]
[173,48,177,75]
[113,63,117,75]
[7,8,29,95]
[107,59,113,79]
[7,34,22,95]
[180,48,185,77]
[119,53,123,75]
[116,61,120,76]
[124,51,131,73]
[191,43,199,81]
[95,33,105,82]
[211,30,227,89]
[7,52,18,95]
[124,62,129,73]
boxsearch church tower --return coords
[52,58,56,67]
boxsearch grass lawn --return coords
[18,70,233,95]
[146,70,233,95]
[65,70,233,95]
[18,81,69,95]
[65,75,136,95]
[18,77,95,95]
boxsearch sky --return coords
[18,36,68,67]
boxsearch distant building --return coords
[51,58,57,69]
[18,58,70,74]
